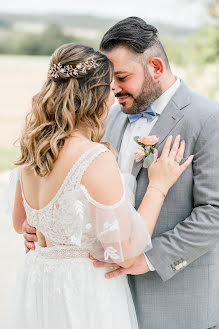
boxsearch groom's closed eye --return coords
[117,76,128,81]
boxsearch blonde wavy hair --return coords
[15,43,114,177]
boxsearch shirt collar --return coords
[152,77,180,115]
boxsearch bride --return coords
[7,43,192,329]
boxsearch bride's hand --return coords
[148,135,193,195]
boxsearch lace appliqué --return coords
[22,145,109,250]
[104,247,120,261]
[99,220,119,238]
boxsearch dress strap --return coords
[73,144,110,188]
[17,166,25,198]
[17,166,22,181]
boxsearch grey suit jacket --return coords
[103,81,219,329]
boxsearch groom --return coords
[94,17,219,329]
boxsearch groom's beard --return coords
[116,72,162,115]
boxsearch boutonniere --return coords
[134,136,159,168]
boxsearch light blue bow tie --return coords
[127,105,157,123]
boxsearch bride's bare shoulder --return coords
[81,146,123,205]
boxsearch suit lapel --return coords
[150,100,185,149]
[110,111,129,153]
[132,81,192,177]
[116,116,129,153]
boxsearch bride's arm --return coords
[82,136,193,268]
[82,150,152,268]
[13,180,26,234]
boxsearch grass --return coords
[0,147,20,173]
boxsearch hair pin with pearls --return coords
[48,58,99,79]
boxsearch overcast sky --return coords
[0,0,206,28]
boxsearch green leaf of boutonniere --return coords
[134,136,145,147]
[143,152,154,168]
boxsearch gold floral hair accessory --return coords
[48,58,99,79]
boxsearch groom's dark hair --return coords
[100,16,170,68]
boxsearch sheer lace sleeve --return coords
[80,150,152,263]
[81,183,152,263]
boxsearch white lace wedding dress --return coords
[6,144,151,329]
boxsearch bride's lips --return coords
[117,96,130,103]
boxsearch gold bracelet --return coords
[147,185,167,198]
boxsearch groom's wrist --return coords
[144,254,155,271]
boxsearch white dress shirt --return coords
[118,78,180,271]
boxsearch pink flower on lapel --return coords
[133,135,159,168]
[138,136,159,146]
[134,148,145,162]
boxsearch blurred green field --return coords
[0,147,20,172]
[0,54,49,173]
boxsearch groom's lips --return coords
[117,96,130,103]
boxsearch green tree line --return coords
[0,24,98,56]
[0,23,219,65]
[162,24,219,66]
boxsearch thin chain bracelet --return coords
[147,185,167,198]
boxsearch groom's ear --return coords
[148,57,164,80]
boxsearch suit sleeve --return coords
[145,110,219,281]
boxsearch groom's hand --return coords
[22,220,37,253]
[90,254,150,279]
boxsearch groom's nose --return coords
[112,81,122,95]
